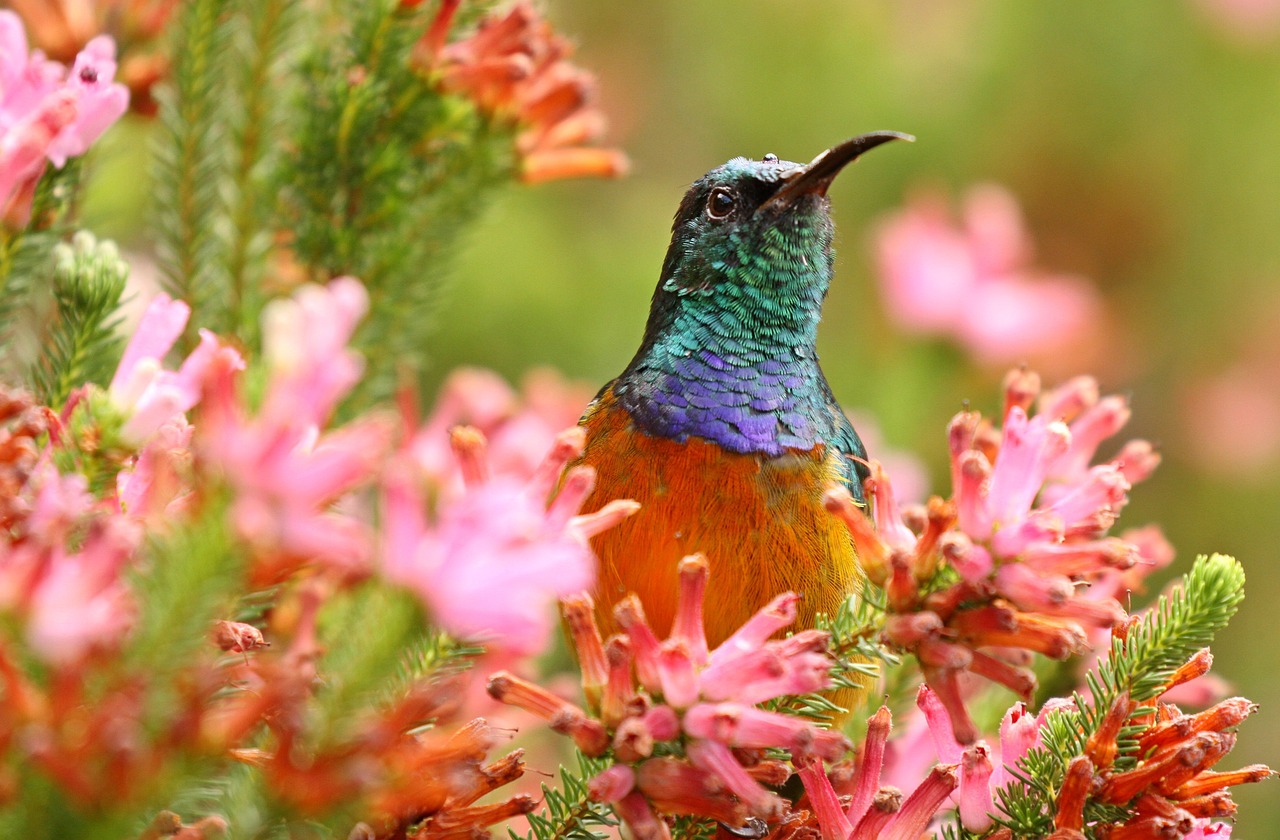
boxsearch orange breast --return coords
[575,387,860,648]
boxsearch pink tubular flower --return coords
[873,185,1101,365]
[195,279,390,580]
[410,365,593,488]
[383,430,624,656]
[25,513,137,664]
[827,369,1168,742]
[0,464,137,665]
[799,708,960,840]
[0,11,127,222]
[108,293,242,444]
[489,556,850,834]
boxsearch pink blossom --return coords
[109,293,241,444]
[0,12,127,219]
[496,555,848,833]
[115,418,193,521]
[946,376,1156,581]
[196,279,389,577]
[383,423,631,656]
[1193,0,1280,41]
[1186,818,1233,839]
[0,464,136,665]
[26,515,136,664]
[874,185,1101,364]
[410,365,592,488]
[907,687,1066,832]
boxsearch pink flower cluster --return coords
[0,462,136,664]
[0,10,127,224]
[384,424,636,655]
[35,276,626,672]
[828,368,1165,741]
[874,185,1101,365]
[409,365,593,488]
[489,555,850,839]
[797,702,959,840]
[196,278,394,582]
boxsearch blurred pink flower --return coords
[874,185,1102,364]
[1183,359,1280,479]
[108,293,241,444]
[385,425,634,656]
[25,514,137,664]
[1193,0,1280,41]
[0,11,127,222]
[114,417,193,522]
[411,366,592,488]
[0,464,137,664]
[196,279,391,580]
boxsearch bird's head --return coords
[648,132,913,341]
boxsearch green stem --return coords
[226,0,294,341]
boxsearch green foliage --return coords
[772,589,899,724]
[126,498,246,679]
[313,582,437,738]
[28,232,129,406]
[222,0,303,342]
[994,554,1247,839]
[0,160,86,378]
[513,753,619,840]
[151,0,234,349]
[279,0,515,407]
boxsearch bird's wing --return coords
[829,407,869,505]
[817,375,869,505]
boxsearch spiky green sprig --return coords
[280,0,517,409]
[513,752,619,840]
[151,0,233,350]
[222,0,304,342]
[769,590,900,725]
[0,160,86,376]
[994,554,1247,838]
[28,232,129,407]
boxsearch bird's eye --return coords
[707,187,737,220]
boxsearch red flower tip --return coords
[849,786,902,840]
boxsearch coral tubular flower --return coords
[385,419,634,656]
[835,369,1174,739]
[490,556,848,833]
[413,1,628,183]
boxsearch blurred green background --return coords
[423,1,1280,831]
[85,0,1279,832]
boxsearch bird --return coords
[573,132,912,650]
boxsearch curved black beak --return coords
[761,131,914,210]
